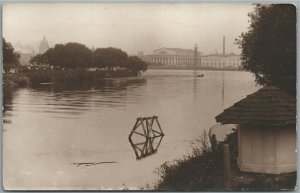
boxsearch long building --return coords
[138,44,201,67]
[201,53,241,68]
[138,37,242,69]
[201,37,242,68]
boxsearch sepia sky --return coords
[3,3,254,55]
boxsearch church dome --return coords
[39,36,49,54]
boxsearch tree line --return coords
[3,38,20,73]
[29,42,147,75]
[236,4,296,95]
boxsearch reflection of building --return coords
[138,45,202,67]
[39,36,49,54]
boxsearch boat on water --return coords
[197,74,204,77]
[40,82,52,85]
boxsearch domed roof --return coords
[39,36,49,54]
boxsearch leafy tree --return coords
[3,38,20,72]
[30,42,92,69]
[127,56,148,75]
[93,47,128,69]
[30,43,148,76]
[236,4,296,95]
[30,53,48,65]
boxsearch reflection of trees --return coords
[3,86,15,124]
[1,78,148,124]
[30,78,147,92]
[129,135,164,160]
[3,86,14,113]
[29,78,147,112]
[129,116,164,160]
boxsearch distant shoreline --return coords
[148,66,244,72]
[3,70,139,88]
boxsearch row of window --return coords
[147,58,194,63]
[202,62,241,67]
[141,56,241,67]
[202,59,240,62]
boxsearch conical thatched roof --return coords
[215,86,296,126]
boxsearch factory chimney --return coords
[223,36,225,55]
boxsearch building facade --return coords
[14,43,36,66]
[39,36,49,54]
[139,45,202,67]
[138,37,242,69]
[201,53,242,68]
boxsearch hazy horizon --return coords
[3,3,254,55]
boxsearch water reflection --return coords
[129,135,164,160]
[3,86,17,125]
[18,78,147,119]
[30,78,147,92]
[3,70,259,189]
[128,116,164,160]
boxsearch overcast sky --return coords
[3,3,254,55]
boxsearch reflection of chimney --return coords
[223,36,225,55]
[193,44,198,66]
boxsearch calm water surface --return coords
[3,69,259,190]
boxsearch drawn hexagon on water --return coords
[128,116,164,160]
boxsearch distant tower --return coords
[223,36,225,55]
[39,36,49,54]
[193,44,198,66]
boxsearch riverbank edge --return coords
[3,70,140,88]
[154,131,296,191]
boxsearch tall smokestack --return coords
[223,36,225,55]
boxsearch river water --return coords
[3,69,259,190]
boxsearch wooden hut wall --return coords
[277,127,296,170]
[238,126,296,174]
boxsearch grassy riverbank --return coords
[154,131,296,191]
[3,69,139,87]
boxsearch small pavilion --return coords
[215,86,296,174]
